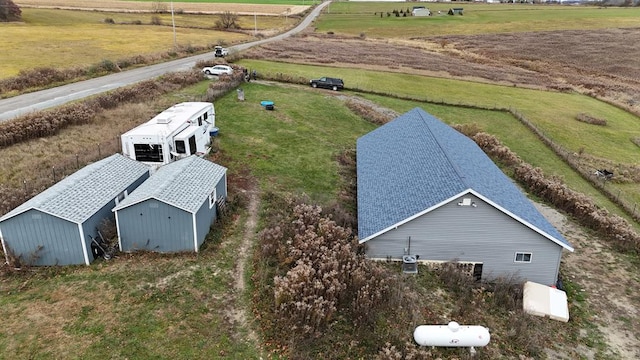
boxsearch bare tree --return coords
[0,0,21,22]
[151,1,167,13]
[215,11,239,30]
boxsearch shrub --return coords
[0,0,21,22]
[104,17,115,24]
[576,112,607,126]
[150,15,162,25]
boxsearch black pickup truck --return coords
[309,77,344,91]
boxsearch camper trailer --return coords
[121,102,216,167]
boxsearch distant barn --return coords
[113,155,227,253]
[356,108,573,285]
[0,154,149,266]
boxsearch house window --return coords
[209,188,217,208]
[514,252,532,263]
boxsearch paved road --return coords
[0,1,330,122]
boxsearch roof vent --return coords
[457,198,477,207]
[156,116,173,124]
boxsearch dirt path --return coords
[535,203,640,359]
[230,187,261,348]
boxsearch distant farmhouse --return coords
[0,154,149,266]
[356,108,573,285]
[113,155,227,253]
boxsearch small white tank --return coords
[413,321,490,347]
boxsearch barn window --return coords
[209,188,217,208]
[115,190,128,205]
[514,252,532,263]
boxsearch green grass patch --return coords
[316,3,640,37]
[239,60,640,166]
[213,82,376,201]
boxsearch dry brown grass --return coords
[244,35,566,89]
[17,0,309,15]
[428,28,640,115]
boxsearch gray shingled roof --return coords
[356,108,572,250]
[113,156,227,214]
[0,154,150,224]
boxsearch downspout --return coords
[78,223,90,265]
[114,211,123,252]
[192,212,198,252]
[0,227,8,264]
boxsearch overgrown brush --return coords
[0,69,204,150]
[576,112,607,126]
[254,197,423,357]
[344,98,398,126]
[467,128,640,254]
[0,44,215,96]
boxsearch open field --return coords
[17,0,310,14]
[0,8,296,78]
[2,1,640,358]
[316,3,640,37]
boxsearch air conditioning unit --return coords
[402,255,418,274]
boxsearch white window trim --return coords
[115,190,129,205]
[209,188,217,209]
[514,252,532,263]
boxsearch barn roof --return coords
[356,108,572,251]
[0,154,149,224]
[112,156,227,214]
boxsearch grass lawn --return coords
[316,3,640,37]
[213,82,376,201]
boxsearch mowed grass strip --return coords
[315,3,640,37]
[239,60,640,164]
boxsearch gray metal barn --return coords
[0,154,150,266]
[356,108,573,285]
[113,155,227,253]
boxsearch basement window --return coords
[514,252,532,263]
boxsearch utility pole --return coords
[171,1,177,48]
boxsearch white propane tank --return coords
[413,321,490,347]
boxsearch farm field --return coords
[2,1,640,359]
[0,7,296,78]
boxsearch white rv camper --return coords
[121,102,216,167]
